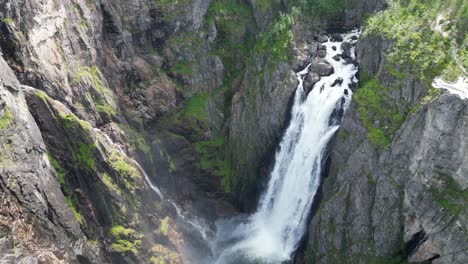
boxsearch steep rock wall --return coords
[303,7,468,262]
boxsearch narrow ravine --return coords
[209,31,360,264]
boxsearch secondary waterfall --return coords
[211,31,360,264]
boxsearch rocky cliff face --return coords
[2,0,466,263]
[302,1,468,262]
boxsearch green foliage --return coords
[365,0,466,83]
[109,225,142,255]
[254,9,298,64]
[110,225,136,237]
[302,0,348,17]
[66,196,84,224]
[0,107,14,130]
[46,152,66,185]
[153,0,192,22]
[410,87,442,114]
[353,79,404,149]
[110,239,140,255]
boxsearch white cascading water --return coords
[212,31,360,264]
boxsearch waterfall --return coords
[211,30,360,264]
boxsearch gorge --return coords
[0,0,467,263]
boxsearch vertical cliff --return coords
[303,1,468,263]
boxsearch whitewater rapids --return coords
[210,31,360,264]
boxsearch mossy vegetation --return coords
[35,90,49,103]
[1,17,13,24]
[108,151,139,193]
[59,113,92,131]
[0,140,14,166]
[67,196,84,224]
[70,66,116,119]
[157,217,170,236]
[102,172,122,195]
[194,136,233,191]
[353,79,404,149]
[0,107,14,130]
[109,225,142,255]
[46,152,66,185]
[254,8,299,65]
[73,142,96,172]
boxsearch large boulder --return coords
[310,60,334,76]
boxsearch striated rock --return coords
[0,56,101,263]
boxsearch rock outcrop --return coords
[302,31,468,263]
[0,55,101,263]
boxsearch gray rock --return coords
[310,60,334,76]
[341,42,353,59]
[318,49,327,58]
[318,35,329,43]
[304,72,321,95]
[331,33,343,42]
